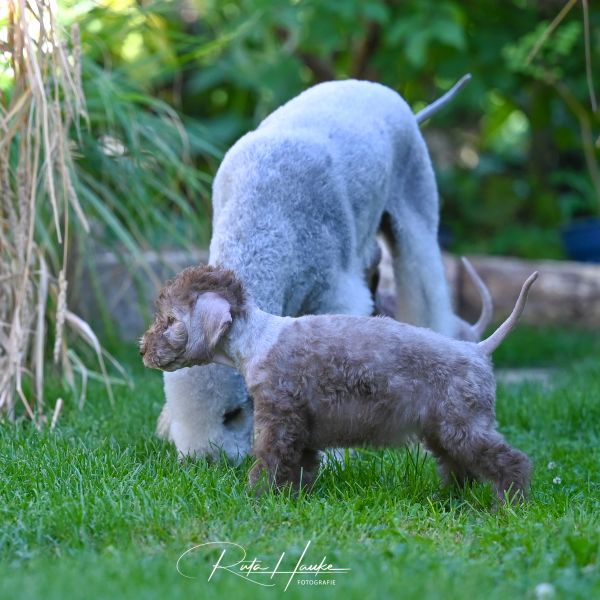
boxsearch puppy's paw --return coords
[248,462,271,496]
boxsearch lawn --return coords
[1,326,599,600]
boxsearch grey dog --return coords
[158,76,475,462]
[141,265,537,503]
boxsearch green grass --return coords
[1,327,600,599]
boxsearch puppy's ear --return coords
[194,291,233,351]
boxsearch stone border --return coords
[448,254,600,328]
[75,247,600,341]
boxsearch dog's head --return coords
[140,265,246,371]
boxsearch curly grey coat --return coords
[141,265,537,503]
[159,77,474,462]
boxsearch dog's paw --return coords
[248,463,271,496]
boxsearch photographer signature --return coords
[177,540,351,590]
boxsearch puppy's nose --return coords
[139,341,146,356]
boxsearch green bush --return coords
[60,0,600,259]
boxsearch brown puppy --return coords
[141,265,537,503]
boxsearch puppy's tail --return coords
[462,257,493,338]
[478,271,539,355]
[415,74,472,124]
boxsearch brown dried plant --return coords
[0,0,113,426]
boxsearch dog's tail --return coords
[478,271,538,355]
[462,257,493,338]
[415,73,472,124]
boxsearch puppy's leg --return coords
[470,431,531,503]
[249,391,312,491]
[439,426,531,503]
[297,448,321,488]
[423,433,475,488]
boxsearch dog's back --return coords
[214,80,419,233]
[211,80,431,316]
[250,314,495,449]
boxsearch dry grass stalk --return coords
[50,397,63,430]
[0,0,108,425]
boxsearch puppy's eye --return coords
[223,407,243,425]
[166,315,175,326]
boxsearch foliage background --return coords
[1,0,598,411]
[52,0,600,259]
[1,5,600,596]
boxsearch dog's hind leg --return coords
[381,208,456,337]
[381,137,457,336]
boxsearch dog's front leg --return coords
[249,390,315,492]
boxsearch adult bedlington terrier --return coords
[158,76,480,462]
[141,264,537,503]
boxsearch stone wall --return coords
[377,246,600,328]
[453,255,600,328]
[75,247,600,341]
[75,249,208,342]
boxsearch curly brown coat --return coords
[141,265,537,504]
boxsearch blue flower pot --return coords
[561,218,600,263]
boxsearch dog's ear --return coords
[194,291,233,351]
